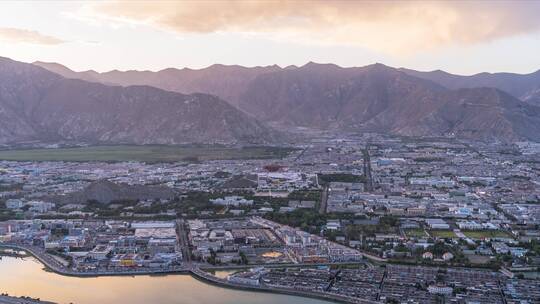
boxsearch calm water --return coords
[0,256,331,304]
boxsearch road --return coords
[201,260,370,271]
[362,147,373,192]
[176,219,192,263]
[319,185,329,214]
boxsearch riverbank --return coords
[1,255,330,304]
[0,244,190,278]
[1,244,359,304]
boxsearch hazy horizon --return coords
[18,57,540,77]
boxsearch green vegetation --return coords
[0,145,294,163]
[429,230,457,238]
[404,228,427,238]
[0,201,17,221]
[462,230,512,239]
[287,190,322,202]
[346,216,399,239]
[239,252,249,265]
[264,209,327,234]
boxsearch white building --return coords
[27,201,55,213]
[428,285,453,295]
[422,252,434,260]
[210,196,253,207]
[426,219,450,230]
[442,252,454,261]
[227,271,261,286]
[457,220,483,230]
[5,199,23,209]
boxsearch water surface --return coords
[0,256,331,304]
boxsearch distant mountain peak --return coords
[301,61,339,68]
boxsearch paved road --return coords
[319,185,328,214]
[176,219,191,263]
[362,147,373,192]
[201,260,369,271]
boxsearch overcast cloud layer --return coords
[89,0,540,54]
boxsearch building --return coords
[428,285,453,295]
[426,219,450,230]
[457,220,483,230]
[227,270,262,286]
[442,252,454,261]
[27,201,55,213]
[5,199,23,209]
[210,196,254,207]
[89,245,112,260]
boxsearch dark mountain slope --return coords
[32,59,540,142]
[238,63,540,142]
[0,57,280,145]
[400,88,540,141]
[399,67,540,105]
[33,61,281,107]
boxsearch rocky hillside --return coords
[399,67,540,106]
[397,88,540,141]
[238,63,540,142]
[34,61,280,107]
[33,59,540,142]
[0,57,281,145]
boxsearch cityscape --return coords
[1,134,540,303]
[1,1,540,304]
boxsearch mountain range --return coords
[399,68,540,106]
[0,56,538,145]
[33,59,540,143]
[0,57,280,145]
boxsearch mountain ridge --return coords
[27,58,540,142]
[0,57,282,145]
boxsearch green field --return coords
[462,230,512,239]
[429,230,457,238]
[0,145,294,163]
[404,228,427,238]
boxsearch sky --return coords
[1,0,540,75]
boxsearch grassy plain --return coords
[462,230,512,239]
[0,145,294,163]
[429,230,457,238]
[404,228,428,238]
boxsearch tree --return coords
[239,252,248,265]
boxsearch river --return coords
[0,256,332,304]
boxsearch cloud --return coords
[0,27,66,45]
[84,0,540,55]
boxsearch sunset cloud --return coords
[85,1,540,54]
[0,27,66,45]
